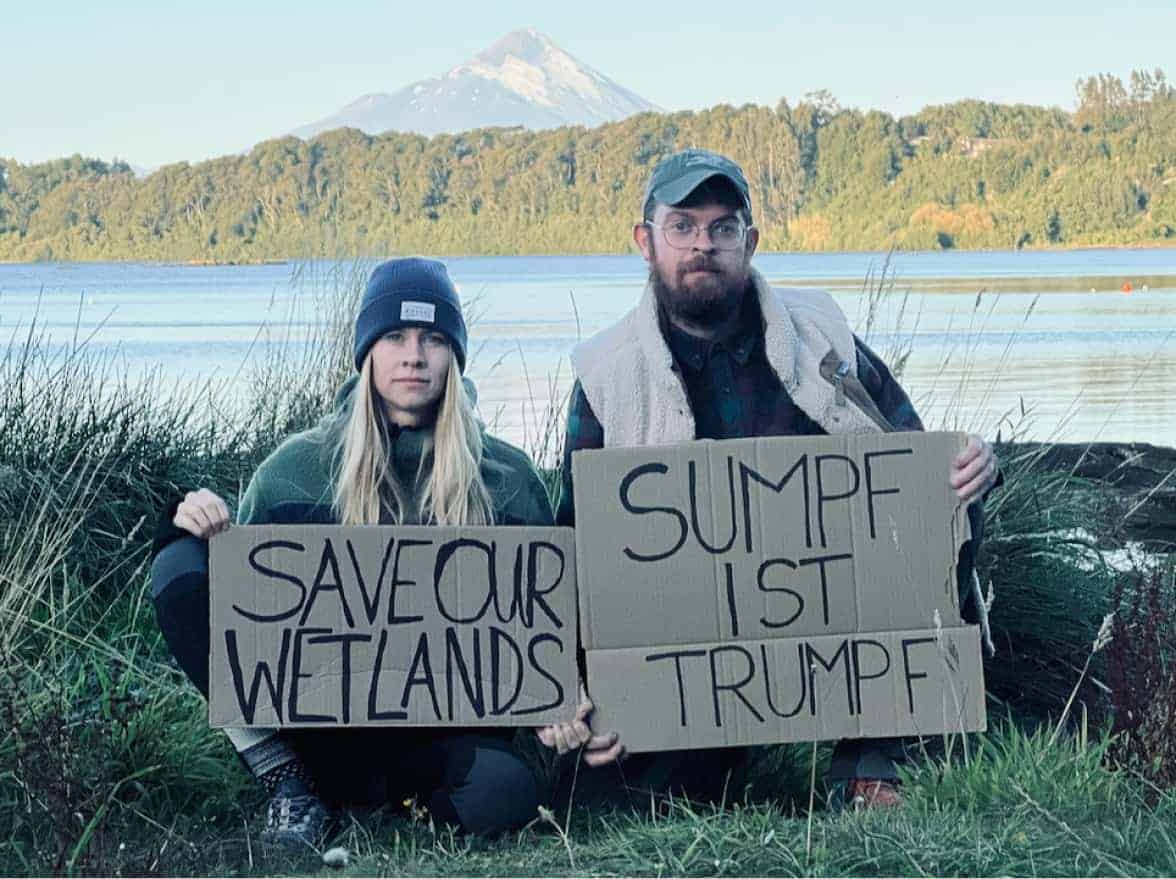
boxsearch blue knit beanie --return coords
[353,258,468,372]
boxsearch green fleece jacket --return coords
[237,379,553,528]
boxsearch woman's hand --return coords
[537,682,593,755]
[536,681,623,764]
[172,488,231,539]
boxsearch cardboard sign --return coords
[586,627,984,752]
[209,525,578,728]
[573,432,986,752]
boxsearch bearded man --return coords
[538,149,999,809]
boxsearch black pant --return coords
[151,536,539,835]
[553,746,747,812]
[290,728,538,835]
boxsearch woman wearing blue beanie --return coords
[149,257,556,849]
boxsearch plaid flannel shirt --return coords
[555,296,922,526]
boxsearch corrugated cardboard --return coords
[573,432,986,751]
[209,525,577,728]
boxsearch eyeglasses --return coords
[646,217,751,251]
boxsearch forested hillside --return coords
[2,71,1173,261]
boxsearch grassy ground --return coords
[1,270,1173,876]
[6,702,1176,876]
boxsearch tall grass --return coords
[0,267,364,873]
[0,265,1173,876]
[852,256,1136,719]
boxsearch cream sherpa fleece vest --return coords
[571,276,995,654]
[570,268,882,446]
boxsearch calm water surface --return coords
[2,249,1173,457]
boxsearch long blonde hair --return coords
[331,348,494,526]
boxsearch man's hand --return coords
[582,729,625,768]
[951,434,998,505]
[537,682,625,766]
[172,488,231,539]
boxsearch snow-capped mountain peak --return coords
[291,29,658,140]
[451,29,607,107]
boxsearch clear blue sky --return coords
[4,0,1173,169]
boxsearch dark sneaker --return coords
[260,777,334,849]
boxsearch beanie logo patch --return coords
[400,301,436,323]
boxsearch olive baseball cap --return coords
[641,149,751,219]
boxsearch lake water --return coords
[2,249,1174,458]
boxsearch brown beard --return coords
[649,250,748,327]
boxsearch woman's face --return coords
[369,327,451,427]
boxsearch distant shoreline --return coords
[2,242,1176,268]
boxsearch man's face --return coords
[633,200,759,330]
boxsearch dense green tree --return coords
[1,69,1173,261]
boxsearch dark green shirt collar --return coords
[661,287,761,373]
